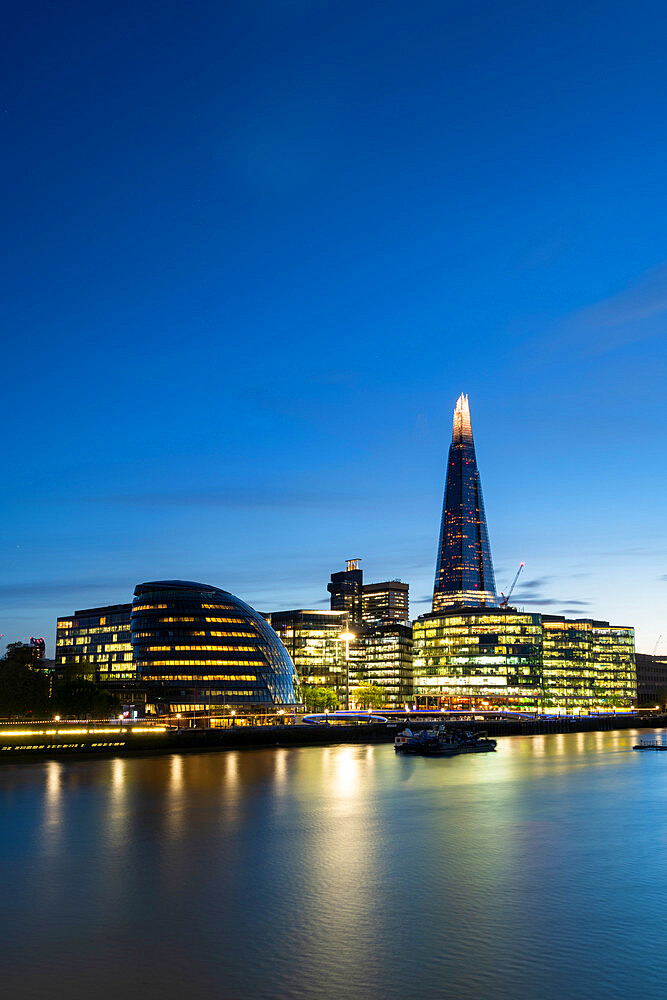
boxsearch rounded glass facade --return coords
[131,580,298,710]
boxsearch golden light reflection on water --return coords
[273,748,287,787]
[223,750,239,791]
[331,745,364,799]
[105,757,128,852]
[41,760,64,854]
[170,753,183,791]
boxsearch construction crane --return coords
[653,634,663,656]
[499,563,524,608]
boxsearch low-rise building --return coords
[635,653,667,708]
[542,616,636,714]
[413,606,636,714]
[56,604,134,680]
[413,607,543,711]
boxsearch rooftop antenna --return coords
[653,634,663,656]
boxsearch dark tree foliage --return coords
[52,678,121,718]
[0,644,121,719]
[0,642,50,718]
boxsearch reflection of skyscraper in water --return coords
[433,394,497,611]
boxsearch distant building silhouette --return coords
[328,559,364,627]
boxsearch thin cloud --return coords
[577,262,667,330]
[82,488,369,511]
[0,580,132,609]
[526,260,667,364]
[519,597,591,608]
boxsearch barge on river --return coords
[394,726,497,757]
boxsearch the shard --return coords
[433,393,497,611]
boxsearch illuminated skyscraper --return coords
[433,393,497,611]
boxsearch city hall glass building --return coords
[413,607,636,714]
[132,581,299,714]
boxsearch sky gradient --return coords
[2,0,667,655]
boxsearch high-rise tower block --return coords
[433,394,497,611]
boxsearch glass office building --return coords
[362,580,410,625]
[360,622,414,707]
[414,607,542,711]
[265,609,350,701]
[413,607,636,713]
[542,617,636,714]
[132,581,299,714]
[433,393,497,611]
[55,604,134,680]
[635,653,667,708]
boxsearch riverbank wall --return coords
[0,713,664,761]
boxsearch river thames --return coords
[1,729,665,999]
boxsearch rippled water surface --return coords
[2,730,666,1000]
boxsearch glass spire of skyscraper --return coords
[432,393,497,611]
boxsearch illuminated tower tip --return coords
[452,392,473,443]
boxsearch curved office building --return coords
[131,580,298,714]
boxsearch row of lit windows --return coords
[205,617,247,624]
[57,637,130,650]
[155,702,270,711]
[57,631,129,644]
[132,612,248,626]
[136,659,265,667]
[57,651,133,662]
[142,674,257,682]
[143,645,257,652]
[57,623,131,635]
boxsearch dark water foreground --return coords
[1,730,666,1000]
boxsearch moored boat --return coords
[633,739,667,751]
[394,726,497,757]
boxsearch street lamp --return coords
[339,632,355,711]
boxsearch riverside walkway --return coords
[0,711,662,761]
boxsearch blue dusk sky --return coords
[2,0,667,655]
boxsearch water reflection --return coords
[1,731,666,1000]
[41,760,64,854]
